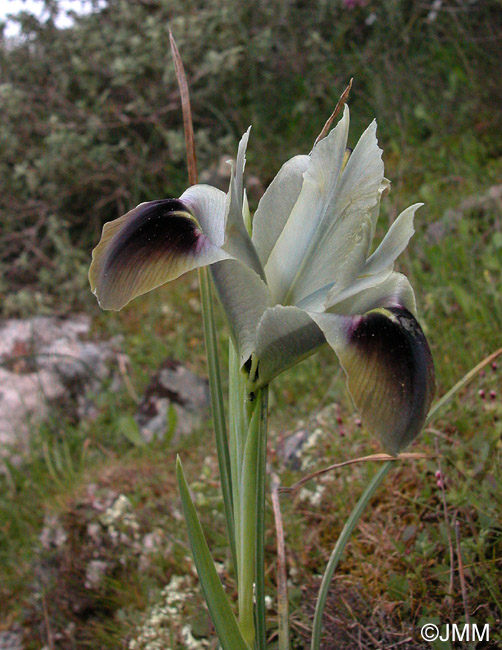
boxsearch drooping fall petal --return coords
[311,306,435,455]
[327,271,417,317]
[254,305,325,386]
[89,197,231,310]
[180,184,227,247]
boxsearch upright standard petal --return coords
[89,197,231,310]
[252,154,309,266]
[322,204,422,311]
[368,177,391,247]
[264,105,350,304]
[299,218,375,312]
[363,203,422,277]
[310,304,435,456]
[286,117,385,307]
[223,129,265,280]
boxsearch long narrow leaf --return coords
[176,457,249,650]
[169,33,236,572]
[228,339,243,580]
[200,265,237,572]
[169,32,197,185]
[425,347,501,424]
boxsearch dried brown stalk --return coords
[455,519,471,625]
[169,31,198,185]
[280,452,432,495]
[313,79,353,147]
[271,473,289,649]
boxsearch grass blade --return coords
[425,347,502,424]
[176,456,249,650]
[310,461,393,649]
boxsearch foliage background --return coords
[1,0,501,648]
[2,0,500,318]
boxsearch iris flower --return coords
[90,105,435,455]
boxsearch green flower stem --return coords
[229,348,269,647]
[310,461,393,650]
[238,391,262,647]
[199,266,236,574]
[255,386,269,650]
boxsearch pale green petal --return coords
[310,306,435,455]
[243,188,251,233]
[300,188,404,312]
[264,105,350,304]
[364,203,422,276]
[285,117,385,306]
[211,259,270,366]
[299,217,374,311]
[326,272,417,315]
[90,199,232,311]
[368,177,391,247]
[252,154,310,265]
[224,129,265,280]
[181,184,227,247]
[254,305,325,386]
[321,203,420,311]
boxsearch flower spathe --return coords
[90,105,435,455]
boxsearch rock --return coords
[0,630,24,650]
[135,359,209,443]
[276,428,311,469]
[39,514,68,550]
[84,560,109,589]
[24,484,174,644]
[0,315,121,466]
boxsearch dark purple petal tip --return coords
[345,306,435,455]
[89,199,207,310]
[102,199,200,278]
